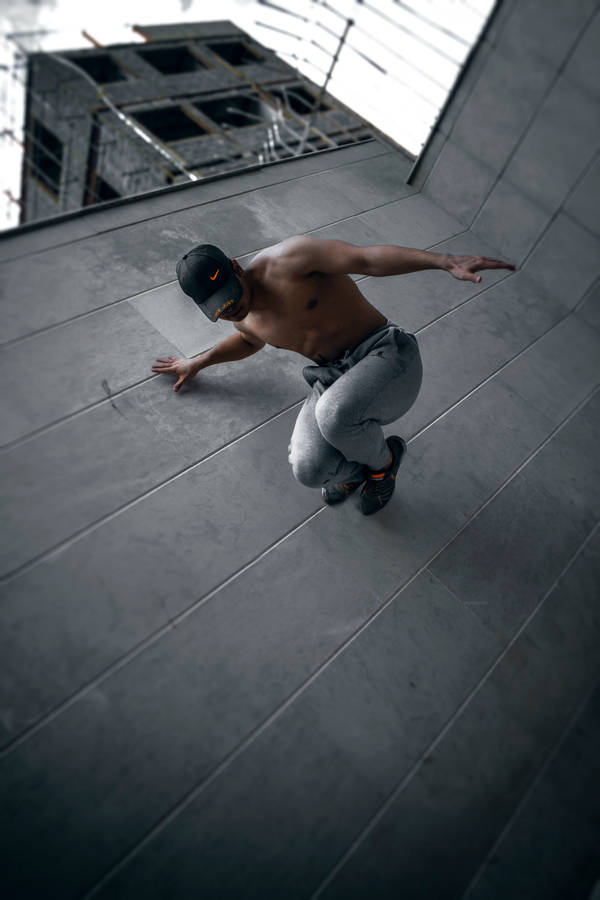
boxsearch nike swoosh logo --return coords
[209,269,220,281]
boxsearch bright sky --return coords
[0,0,493,230]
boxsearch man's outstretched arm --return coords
[281,235,515,284]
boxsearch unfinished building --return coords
[21,20,375,224]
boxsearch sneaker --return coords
[322,475,365,506]
[360,436,406,516]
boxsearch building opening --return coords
[73,53,126,84]
[207,41,262,66]
[136,45,207,74]
[133,106,207,142]
[195,94,274,129]
[31,119,63,197]
[94,176,120,201]
[268,86,328,115]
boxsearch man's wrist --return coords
[436,252,452,272]
[191,352,209,374]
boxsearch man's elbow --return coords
[359,248,384,277]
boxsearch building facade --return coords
[21,20,376,224]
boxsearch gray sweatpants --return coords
[288,321,423,487]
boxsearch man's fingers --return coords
[475,258,515,271]
[173,376,185,392]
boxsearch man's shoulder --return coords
[254,234,313,261]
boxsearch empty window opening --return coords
[133,106,207,142]
[94,176,120,201]
[136,45,207,74]
[208,41,262,67]
[195,95,274,129]
[31,119,63,196]
[73,53,126,83]
[269,86,328,115]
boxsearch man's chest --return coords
[239,286,344,349]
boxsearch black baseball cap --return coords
[176,244,243,322]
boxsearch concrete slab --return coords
[498,0,599,71]
[497,312,600,423]
[423,140,497,226]
[129,280,236,358]
[0,235,154,345]
[563,5,600,100]
[504,75,600,215]
[72,571,500,900]
[0,347,306,579]
[430,390,600,641]
[564,152,600,238]
[315,530,600,900]
[1,527,380,899]
[522,211,600,308]
[472,176,549,263]
[399,272,567,437]
[0,216,97,265]
[576,279,600,333]
[0,404,319,743]
[313,193,465,250]
[0,303,179,447]
[451,42,555,173]
[466,678,600,900]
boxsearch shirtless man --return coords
[152,237,514,515]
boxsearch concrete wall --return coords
[415,0,599,305]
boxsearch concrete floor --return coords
[1,4,600,892]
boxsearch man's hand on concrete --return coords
[151,356,200,392]
[445,254,515,284]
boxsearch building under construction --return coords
[20,20,376,224]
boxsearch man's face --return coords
[218,262,251,322]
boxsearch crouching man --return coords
[152,236,513,515]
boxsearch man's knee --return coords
[288,444,327,487]
[314,395,352,444]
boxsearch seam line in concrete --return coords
[573,273,600,316]
[310,517,600,899]
[460,672,600,899]
[57,392,600,897]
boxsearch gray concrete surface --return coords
[1,2,599,896]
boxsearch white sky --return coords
[0,0,493,229]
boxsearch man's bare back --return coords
[152,235,514,392]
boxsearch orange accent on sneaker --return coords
[369,472,387,479]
